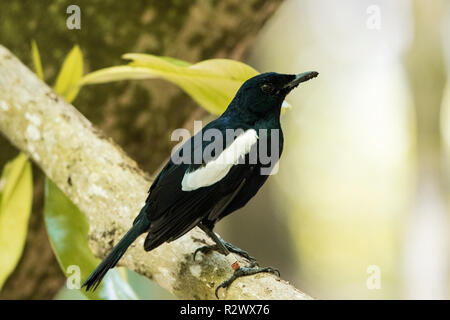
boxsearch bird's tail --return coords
[82,214,149,291]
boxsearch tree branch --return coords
[0,45,311,300]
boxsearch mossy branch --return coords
[0,45,311,300]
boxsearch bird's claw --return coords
[215,265,280,299]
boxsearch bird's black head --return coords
[228,71,318,119]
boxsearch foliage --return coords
[31,40,43,80]
[0,153,32,290]
[44,178,138,300]
[54,45,83,103]
[80,53,260,115]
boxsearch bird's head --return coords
[230,71,319,118]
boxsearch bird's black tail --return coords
[82,215,149,291]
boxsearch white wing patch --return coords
[181,129,258,191]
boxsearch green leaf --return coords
[31,40,44,80]
[0,153,33,290]
[80,53,259,115]
[44,178,138,300]
[54,45,83,103]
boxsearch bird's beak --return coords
[283,71,319,90]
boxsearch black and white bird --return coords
[82,71,318,297]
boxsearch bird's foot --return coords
[222,242,258,264]
[215,264,280,299]
[193,240,258,264]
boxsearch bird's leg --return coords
[221,241,258,264]
[194,224,257,264]
[194,224,280,299]
[194,224,230,257]
[194,224,241,271]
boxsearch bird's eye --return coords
[260,83,274,94]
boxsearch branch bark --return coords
[0,45,311,300]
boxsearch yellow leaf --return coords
[81,53,259,115]
[0,153,33,290]
[79,66,157,85]
[31,40,44,80]
[54,45,83,103]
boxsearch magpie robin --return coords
[83,71,319,298]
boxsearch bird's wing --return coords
[180,128,257,191]
[143,119,258,250]
[206,175,248,221]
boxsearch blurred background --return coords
[0,0,449,299]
